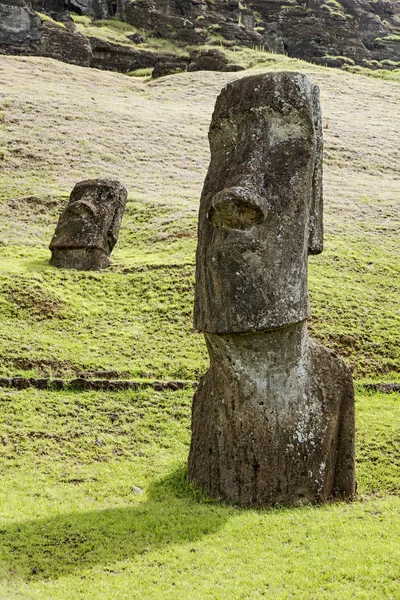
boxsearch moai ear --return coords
[308,84,324,255]
[107,188,128,253]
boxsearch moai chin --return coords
[49,179,127,271]
[188,72,355,506]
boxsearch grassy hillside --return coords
[0,54,399,380]
[0,54,399,598]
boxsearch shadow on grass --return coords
[0,466,230,582]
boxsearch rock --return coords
[0,0,42,45]
[152,58,188,77]
[50,378,64,390]
[246,0,400,67]
[121,0,207,45]
[127,31,146,44]
[188,73,355,507]
[262,22,285,55]
[218,21,268,49]
[131,485,144,494]
[89,37,188,73]
[90,36,150,72]
[2,0,400,70]
[49,179,128,270]
[42,0,113,19]
[188,47,244,71]
[38,19,92,66]
[31,378,50,389]
[12,376,31,389]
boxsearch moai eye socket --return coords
[208,189,266,231]
[67,200,98,219]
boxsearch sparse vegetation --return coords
[37,12,66,27]
[72,14,190,56]
[127,67,154,77]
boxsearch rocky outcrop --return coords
[188,72,356,506]
[119,0,207,45]
[0,4,92,65]
[37,0,114,20]
[89,36,160,71]
[50,179,127,270]
[39,19,92,65]
[151,47,244,77]
[0,0,41,45]
[245,0,400,67]
[188,47,244,71]
[1,0,399,70]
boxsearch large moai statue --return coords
[49,179,127,271]
[188,72,355,506]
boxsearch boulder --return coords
[188,47,244,71]
[152,58,188,77]
[0,0,41,45]
[38,19,92,66]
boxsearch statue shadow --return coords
[1,466,230,582]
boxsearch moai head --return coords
[49,179,127,270]
[194,72,323,334]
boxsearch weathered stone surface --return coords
[41,0,113,19]
[189,72,355,506]
[246,0,400,68]
[89,36,157,72]
[188,47,244,71]
[121,0,207,45]
[38,20,92,66]
[152,58,188,78]
[189,325,355,505]
[0,0,41,45]
[194,72,323,335]
[49,179,127,270]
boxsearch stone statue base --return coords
[188,322,355,506]
[49,248,110,271]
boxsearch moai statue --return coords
[188,72,355,506]
[49,179,127,270]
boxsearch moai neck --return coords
[204,322,309,416]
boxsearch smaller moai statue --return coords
[49,179,127,271]
[188,72,356,506]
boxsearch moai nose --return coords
[207,188,266,231]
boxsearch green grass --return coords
[72,14,191,57]
[0,387,399,598]
[127,67,154,77]
[0,197,398,380]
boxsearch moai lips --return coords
[194,72,323,334]
[189,72,355,506]
[49,179,127,270]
